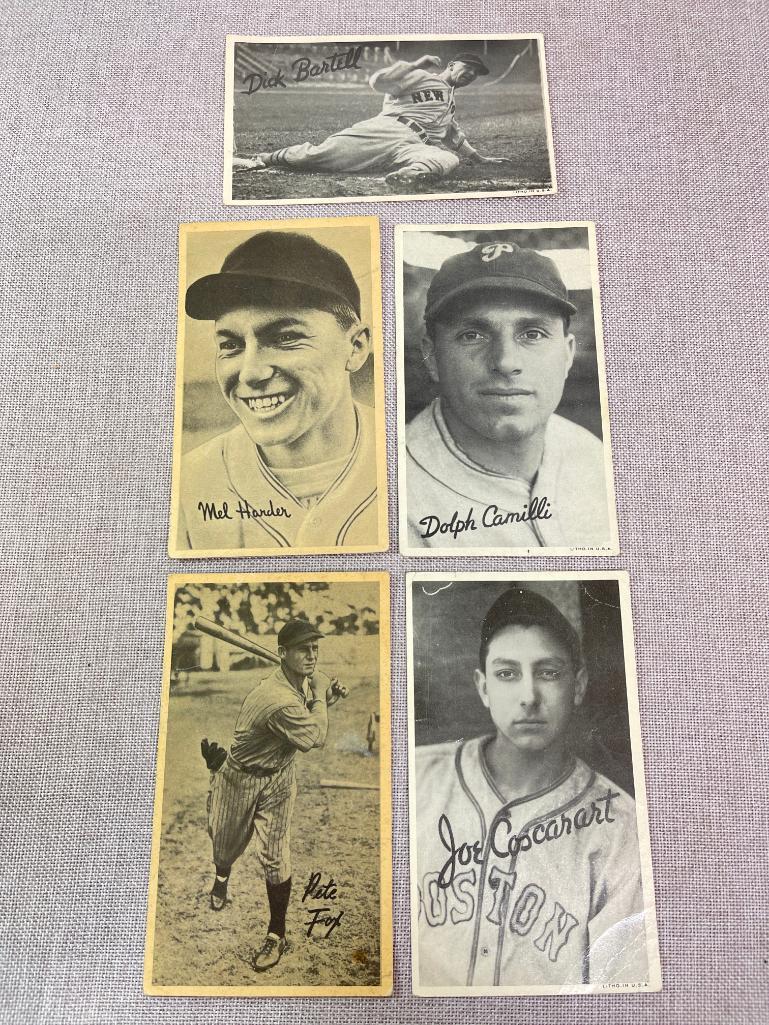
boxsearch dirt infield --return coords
[231,84,552,201]
[149,634,384,989]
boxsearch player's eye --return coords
[537,669,563,681]
[457,330,487,344]
[274,331,306,344]
[217,338,244,354]
[496,669,521,681]
[520,329,547,342]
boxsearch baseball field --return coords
[148,634,384,990]
[231,83,553,201]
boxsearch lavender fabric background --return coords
[2,1,767,1023]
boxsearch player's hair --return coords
[479,588,583,672]
[215,284,359,332]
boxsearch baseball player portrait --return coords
[202,618,347,971]
[171,219,387,557]
[226,37,556,203]
[408,576,660,994]
[399,224,618,555]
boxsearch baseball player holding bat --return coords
[199,618,348,972]
[234,53,513,189]
[414,588,650,989]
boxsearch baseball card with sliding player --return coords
[225,35,556,205]
[406,572,661,996]
[168,217,388,558]
[396,222,620,557]
[144,572,392,996]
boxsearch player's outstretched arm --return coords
[456,138,514,165]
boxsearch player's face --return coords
[281,641,320,679]
[474,624,587,754]
[448,61,479,87]
[214,304,371,451]
[425,295,575,447]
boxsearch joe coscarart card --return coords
[168,217,388,558]
[396,222,620,556]
[224,34,556,205]
[145,572,392,996]
[407,572,661,996]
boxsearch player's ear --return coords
[420,331,439,383]
[563,331,576,378]
[345,324,371,373]
[573,666,588,707]
[277,645,287,659]
[474,667,490,708]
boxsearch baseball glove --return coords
[201,737,227,772]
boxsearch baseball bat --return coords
[194,617,280,665]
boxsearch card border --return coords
[167,217,389,559]
[144,570,393,996]
[405,570,662,996]
[395,221,621,557]
[223,33,557,206]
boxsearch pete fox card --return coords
[225,35,556,205]
[145,572,392,996]
[407,572,661,996]
[397,222,620,557]
[168,218,388,558]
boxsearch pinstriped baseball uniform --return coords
[178,401,379,552]
[259,61,465,178]
[207,666,327,884]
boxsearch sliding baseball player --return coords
[200,619,347,972]
[234,53,513,188]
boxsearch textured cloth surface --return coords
[1,2,768,1024]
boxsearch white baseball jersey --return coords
[177,402,379,551]
[370,62,465,146]
[414,737,650,990]
[405,399,612,551]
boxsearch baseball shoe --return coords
[385,168,439,190]
[232,156,266,170]
[253,932,290,972]
[210,875,229,911]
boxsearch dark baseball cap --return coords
[452,51,490,75]
[277,619,324,649]
[185,231,361,320]
[479,587,582,669]
[425,242,577,321]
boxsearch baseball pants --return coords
[261,115,460,177]
[207,759,296,884]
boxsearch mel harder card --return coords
[168,217,388,558]
[407,572,661,995]
[145,572,392,996]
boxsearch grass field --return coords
[149,635,385,990]
[231,84,553,201]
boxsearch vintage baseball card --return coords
[407,572,661,996]
[397,222,620,556]
[145,572,392,996]
[224,35,556,205]
[168,217,388,558]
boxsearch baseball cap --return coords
[185,231,361,320]
[452,51,490,75]
[277,619,324,649]
[425,242,577,321]
[479,587,582,669]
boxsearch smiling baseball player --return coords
[178,230,379,553]
[202,619,348,971]
[234,53,512,188]
[413,588,650,990]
